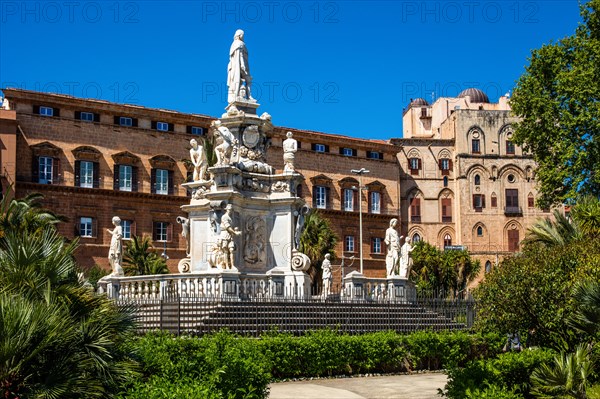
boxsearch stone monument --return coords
[107,216,124,277]
[283,131,297,173]
[384,218,402,278]
[321,253,332,298]
[399,237,414,278]
[177,29,311,297]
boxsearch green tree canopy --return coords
[510,0,600,207]
[123,235,169,276]
[298,210,338,285]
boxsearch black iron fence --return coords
[118,284,476,336]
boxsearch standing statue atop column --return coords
[399,237,415,278]
[227,29,254,103]
[384,218,403,278]
[321,253,332,297]
[283,131,298,173]
[190,139,207,182]
[107,216,124,276]
[218,204,241,269]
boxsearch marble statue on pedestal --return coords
[385,218,402,278]
[283,131,297,173]
[227,29,254,103]
[190,139,207,182]
[107,216,124,276]
[212,120,236,166]
[176,216,190,256]
[399,237,414,278]
[294,205,310,249]
[322,253,332,297]
[215,204,241,269]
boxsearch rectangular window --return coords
[79,161,94,188]
[80,112,94,122]
[472,139,481,154]
[410,197,421,223]
[39,156,53,184]
[371,237,382,254]
[506,189,519,212]
[473,194,485,211]
[367,151,383,160]
[528,196,535,208]
[155,169,169,195]
[39,106,54,116]
[314,186,327,209]
[370,191,381,214]
[341,148,355,157]
[79,217,93,237]
[343,188,354,211]
[119,117,133,127]
[119,165,132,192]
[344,235,355,252]
[314,143,326,153]
[190,126,204,135]
[506,141,515,155]
[491,196,498,208]
[156,121,169,131]
[508,229,520,252]
[441,198,452,223]
[409,158,421,175]
[153,222,169,242]
[440,158,452,176]
[122,220,132,239]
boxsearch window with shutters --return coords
[155,169,169,195]
[115,116,138,127]
[369,191,381,214]
[341,148,356,157]
[410,197,421,223]
[156,121,169,131]
[505,189,520,213]
[343,188,355,211]
[366,151,383,160]
[75,160,99,188]
[153,221,171,242]
[439,158,452,175]
[121,220,133,239]
[441,198,452,223]
[371,237,382,254]
[508,229,520,252]
[313,143,327,153]
[189,126,204,135]
[118,165,133,192]
[409,158,421,175]
[79,217,94,238]
[473,194,485,211]
[38,156,54,184]
[75,111,99,123]
[344,235,355,252]
[314,186,327,209]
[39,106,54,116]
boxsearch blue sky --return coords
[0,1,584,139]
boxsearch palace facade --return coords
[0,87,548,282]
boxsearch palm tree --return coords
[523,209,581,247]
[0,189,64,244]
[568,280,600,337]
[298,210,338,288]
[123,235,169,276]
[0,223,139,398]
[531,344,594,399]
[569,195,600,238]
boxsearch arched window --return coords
[474,174,481,186]
[444,234,452,247]
[477,226,483,237]
[485,261,492,273]
[412,233,421,243]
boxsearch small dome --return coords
[458,88,489,103]
[410,98,429,106]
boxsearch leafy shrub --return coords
[120,331,271,399]
[442,348,555,398]
[464,384,525,398]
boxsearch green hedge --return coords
[118,329,504,398]
[441,348,556,399]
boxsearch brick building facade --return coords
[0,87,549,283]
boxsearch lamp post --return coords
[351,168,369,274]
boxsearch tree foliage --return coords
[410,241,480,297]
[298,210,338,284]
[510,0,600,207]
[123,235,169,276]
[0,195,139,398]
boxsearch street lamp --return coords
[351,168,369,274]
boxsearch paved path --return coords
[269,373,447,399]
